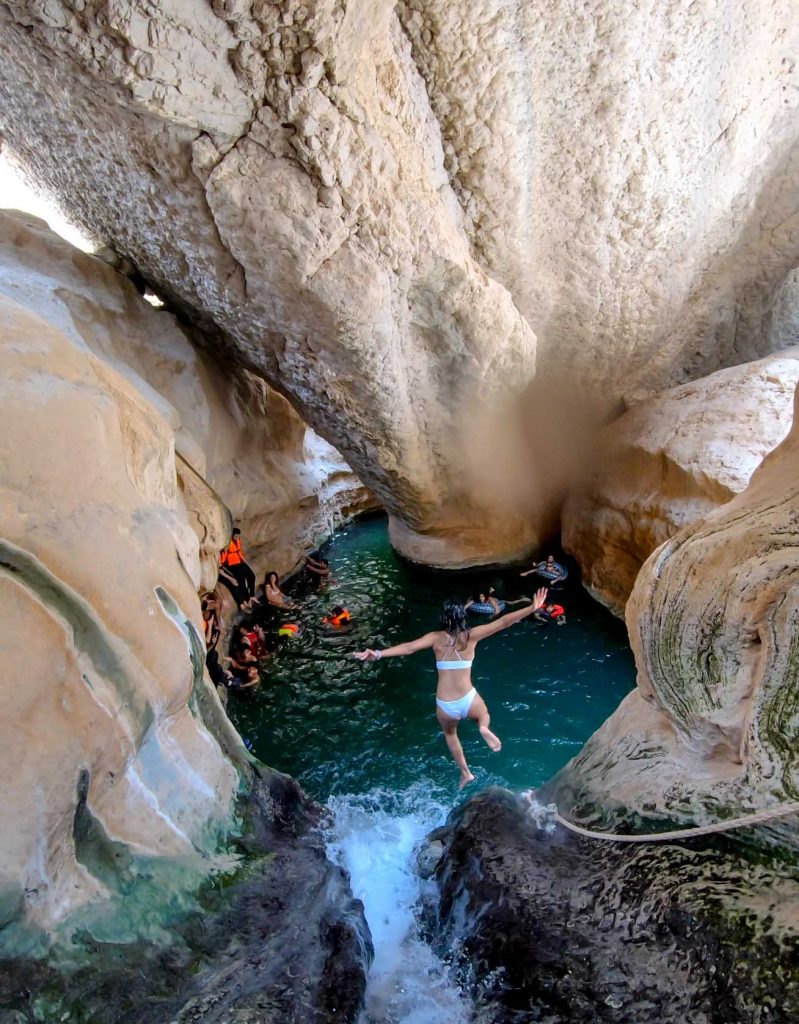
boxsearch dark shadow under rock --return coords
[0,767,372,1024]
[422,787,799,1024]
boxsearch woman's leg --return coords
[436,707,475,789]
[468,693,502,752]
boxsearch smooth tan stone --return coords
[563,350,799,616]
[553,383,799,838]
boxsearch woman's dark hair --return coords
[264,571,279,587]
[441,600,469,645]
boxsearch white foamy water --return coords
[324,785,471,1024]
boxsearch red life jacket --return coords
[549,604,565,617]
[221,536,243,567]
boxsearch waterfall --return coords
[324,784,471,1024]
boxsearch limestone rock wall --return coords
[0,0,794,567]
[0,217,240,936]
[398,0,799,394]
[0,0,539,567]
[0,209,369,940]
[551,382,799,837]
[562,350,799,616]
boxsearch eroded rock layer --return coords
[3,2,794,561]
[0,209,368,948]
[563,350,799,616]
[552,384,799,840]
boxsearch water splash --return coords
[324,784,470,1024]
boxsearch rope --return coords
[553,801,799,844]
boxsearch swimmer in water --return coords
[354,587,548,789]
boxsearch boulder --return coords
[425,788,799,1023]
[563,350,799,616]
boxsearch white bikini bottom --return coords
[435,688,477,721]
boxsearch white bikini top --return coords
[436,638,473,670]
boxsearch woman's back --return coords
[433,629,475,699]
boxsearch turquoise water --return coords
[228,515,636,1022]
[229,516,635,801]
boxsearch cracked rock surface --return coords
[4,1,795,563]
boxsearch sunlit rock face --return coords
[0,1,796,564]
[562,350,799,616]
[551,385,799,841]
[0,0,539,566]
[0,212,241,936]
[399,0,799,392]
[0,208,368,939]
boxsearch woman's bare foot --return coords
[459,771,475,790]
[479,726,502,752]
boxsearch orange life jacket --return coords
[549,604,565,618]
[326,609,351,627]
[221,536,243,567]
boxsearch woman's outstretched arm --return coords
[469,588,548,641]
[354,632,438,661]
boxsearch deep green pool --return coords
[228,515,635,801]
[228,515,636,1022]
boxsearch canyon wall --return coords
[1,0,795,562]
[0,212,239,939]
[0,208,368,941]
[563,350,799,616]
[551,382,799,840]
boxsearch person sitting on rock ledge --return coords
[258,570,299,610]
[218,528,258,610]
[354,588,548,789]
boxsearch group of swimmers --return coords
[202,529,349,691]
[205,528,573,787]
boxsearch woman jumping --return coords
[354,588,548,789]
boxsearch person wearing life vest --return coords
[323,605,351,628]
[533,601,567,625]
[218,527,257,609]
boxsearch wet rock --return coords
[427,788,799,1024]
[415,833,446,878]
[0,767,372,1023]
